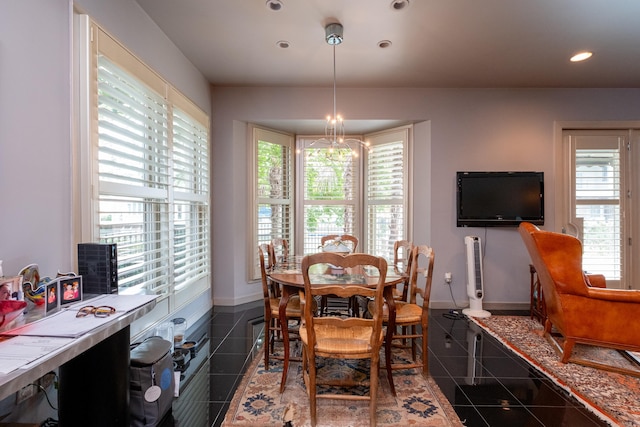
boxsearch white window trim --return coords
[363,125,413,255]
[554,121,640,290]
[248,125,294,280]
[295,135,363,255]
[74,16,211,319]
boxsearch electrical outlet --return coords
[16,384,37,404]
[39,372,56,390]
[444,272,452,284]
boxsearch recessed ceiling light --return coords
[570,51,593,62]
[377,40,392,49]
[266,0,283,12]
[390,0,410,11]
[276,40,290,49]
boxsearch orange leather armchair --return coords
[519,222,640,365]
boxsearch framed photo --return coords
[59,275,82,306]
[0,276,23,300]
[45,280,59,314]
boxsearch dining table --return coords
[268,257,408,393]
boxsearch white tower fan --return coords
[462,236,491,318]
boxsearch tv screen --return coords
[457,171,544,227]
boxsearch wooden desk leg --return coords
[279,286,293,393]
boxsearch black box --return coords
[78,243,118,295]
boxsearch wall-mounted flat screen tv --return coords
[457,171,544,227]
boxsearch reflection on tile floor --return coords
[169,302,609,427]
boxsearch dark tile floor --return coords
[169,301,609,427]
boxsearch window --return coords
[250,127,293,279]
[562,130,631,288]
[79,21,210,307]
[297,138,360,255]
[365,128,410,259]
[250,125,411,265]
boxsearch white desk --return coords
[0,294,156,426]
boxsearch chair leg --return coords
[410,325,418,361]
[561,338,576,363]
[385,327,396,396]
[370,351,380,427]
[421,320,428,376]
[308,353,317,427]
[264,314,271,370]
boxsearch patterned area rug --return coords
[222,345,463,427]
[469,315,640,427]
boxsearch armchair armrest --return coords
[585,273,606,288]
[586,287,640,303]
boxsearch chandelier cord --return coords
[332,43,337,143]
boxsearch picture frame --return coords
[0,276,23,299]
[59,275,83,306]
[45,280,59,314]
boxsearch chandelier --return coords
[312,23,370,156]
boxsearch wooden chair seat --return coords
[300,322,384,357]
[369,300,422,324]
[269,295,302,318]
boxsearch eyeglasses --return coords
[76,305,116,318]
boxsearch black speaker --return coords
[78,243,118,295]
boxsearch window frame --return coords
[248,126,294,280]
[76,17,211,315]
[363,126,412,258]
[295,135,362,255]
[250,124,412,267]
[556,123,640,290]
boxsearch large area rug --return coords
[222,345,463,427]
[469,315,640,427]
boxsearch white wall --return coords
[0,2,211,419]
[4,1,640,312]
[211,87,640,308]
[0,0,73,277]
[0,0,210,280]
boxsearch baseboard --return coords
[430,301,530,311]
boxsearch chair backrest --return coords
[320,234,359,252]
[407,245,435,308]
[518,222,591,332]
[301,252,387,355]
[258,243,274,300]
[393,240,413,272]
[271,237,289,263]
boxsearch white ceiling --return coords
[135,0,640,89]
[134,0,640,134]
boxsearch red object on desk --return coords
[0,300,27,328]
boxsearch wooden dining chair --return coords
[320,234,359,252]
[392,239,413,301]
[299,252,387,427]
[258,243,303,370]
[270,237,289,264]
[370,244,434,396]
[319,234,360,315]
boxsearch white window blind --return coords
[93,26,210,300]
[575,144,622,280]
[300,142,359,255]
[172,107,210,292]
[251,127,293,279]
[365,128,410,260]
